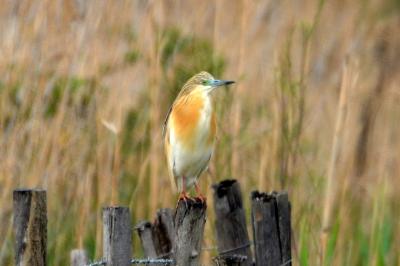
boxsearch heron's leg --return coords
[178,176,190,201]
[195,183,206,203]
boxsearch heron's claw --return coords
[195,184,207,204]
[177,191,191,208]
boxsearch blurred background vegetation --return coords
[0,0,399,265]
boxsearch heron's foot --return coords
[195,184,207,204]
[178,191,190,201]
[176,191,191,208]
[197,194,207,204]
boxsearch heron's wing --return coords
[162,104,173,138]
[163,104,177,192]
[164,127,177,192]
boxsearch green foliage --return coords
[300,22,314,42]
[0,80,5,94]
[120,170,138,204]
[46,81,63,117]
[121,108,139,156]
[122,26,140,67]
[123,25,137,43]
[1,82,33,126]
[357,228,370,266]
[275,30,305,186]
[84,231,97,263]
[379,0,400,18]
[121,106,152,161]
[124,49,140,65]
[325,220,340,266]
[9,82,22,107]
[160,27,190,69]
[299,218,310,266]
[160,27,226,103]
[377,216,393,265]
[45,77,96,118]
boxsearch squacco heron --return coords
[163,71,235,201]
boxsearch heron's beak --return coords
[211,79,235,87]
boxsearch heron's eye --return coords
[202,80,208,85]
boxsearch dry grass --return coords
[0,0,400,265]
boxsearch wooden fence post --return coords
[173,198,206,266]
[212,180,253,266]
[152,208,174,256]
[135,221,158,260]
[251,191,291,266]
[70,249,88,266]
[275,192,291,264]
[135,208,175,266]
[13,189,47,266]
[135,208,174,262]
[103,206,132,266]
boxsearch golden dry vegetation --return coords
[0,0,399,265]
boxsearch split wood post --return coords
[70,249,88,266]
[152,208,174,257]
[212,180,253,266]
[173,198,206,266]
[135,221,158,262]
[103,206,132,266]
[251,191,291,266]
[13,189,47,266]
[135,208,174,262]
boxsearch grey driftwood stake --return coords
[251,191,292,266]
[173,198,206,266]
[135,221,158,260]
[70,249,88,266]
[13,189,47,266]
[212,180,253,266]
[103,206,132,266]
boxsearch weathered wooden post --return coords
[70,249,88,266]
[274,192,291,264]
[173,198,206,266]
[251,191,291,266]
[13,189,47,266]
[135,208,174,263]
[103,206,132,266]
[135,221,158,260]
[152,208,174,256]
[212,180,253,266]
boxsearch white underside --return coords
[168,96,214,191]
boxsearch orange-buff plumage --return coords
[163,71,234,201]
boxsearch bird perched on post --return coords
[163,71,235,201]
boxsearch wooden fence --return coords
[13,179,291,266]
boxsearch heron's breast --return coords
[171,93,215,150]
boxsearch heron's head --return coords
[181,71,235,95]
